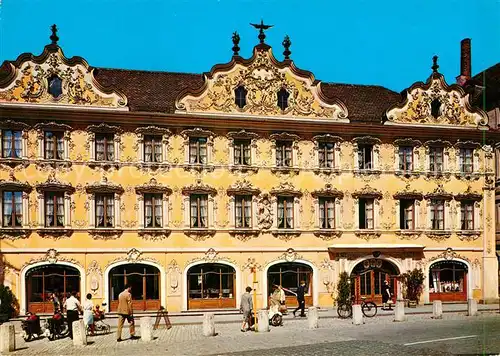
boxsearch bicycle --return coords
[337,296,378,319]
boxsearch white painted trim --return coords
[181,260,241,311]
[0,246,484,253]
[346,254,403,276]
[20,261,86,315]
[261,259,319,308]
[423,257,472,304]
[103,260,166,309]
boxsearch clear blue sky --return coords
[0,0,499,92]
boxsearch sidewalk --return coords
[10,303,499,329]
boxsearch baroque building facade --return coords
[0,26,497,314]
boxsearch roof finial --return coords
[50,24,59,45]
[232,31,240,56]
[282,35,291,60]
[432,55,439,73]
[250,19,273,44]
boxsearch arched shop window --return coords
[109,264,160,311]
[429,260,468,301]
[267,262,313,306]
[187,263,236,309]
[26,265,80,313]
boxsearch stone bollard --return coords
[394,301,406,322]
[202,313,216,337]
[72,319,87,346]
[140,316,153,342]
[257,309,269,332]
[0,323,15,353]
[432,300,443,319]
[467,299,478,316]
[308,306,319,329]
[352,304,364,325]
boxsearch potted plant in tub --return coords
[400,268,425,308]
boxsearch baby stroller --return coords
[87,303,111,335]
[268,285,285,326]
[21,313,48,341]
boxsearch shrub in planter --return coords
[400,268,425,306]
[0,285,19,320]
[336,272,351,306]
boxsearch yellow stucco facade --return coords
[0,30,497,315]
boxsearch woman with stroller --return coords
[83,293,95,335]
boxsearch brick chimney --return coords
[456,38,471,86]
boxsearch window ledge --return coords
[271,166,300,175]
[454,172,482,181]
[36,159,72,167]
[456,230,481,241]
[138,228,171,241]
[395,230,423,240]
[0,228,31,240]
[313,229,343,240]
[88,160,120,169]
[425,230,452,241]
[183,228,216,241]
[137,162,170,171]
[353,169,382,176]
[354,230,382,241]
[88,228,123,240]
[395,170,421,178]
[36,228,73,238]
[0,158,28,168]
[425,171,451,179]
[229,165,259,173]
[271,229,301,241]
[182,164,215,172]
[228,229,260,241]
[313,167,341,175]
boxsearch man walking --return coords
[240,286,253,332]
[64,291,82,339]
[117,284,140,342]
[293,280,306,317]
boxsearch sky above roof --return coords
[0,0,498,92]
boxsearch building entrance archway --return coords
[267,262,313,307]
[350,259,399,304]
[25,264,81,314]
[108,263,160,311]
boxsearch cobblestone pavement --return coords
[9,312,500,355]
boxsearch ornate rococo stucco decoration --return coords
[0,45,127,108]
[351,185,383,199]
[167,260,181,294]
[427,248,470,264]
[106,248,161,268]
[85,176,124,195]
[242,258,262,271]
[185,248,237,267]
[21,248,82,269]
[277,248,303,262]
[257,193,273,229]
[35,172,75,193]
[86,260,102,295]
[135,178,173,195]
[386,72,488,128]
[175,46,348,120]
[311,184,344,199]
[226,180,261,196]
[269,182,302,197]
[181,179,217,196]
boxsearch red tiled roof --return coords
[93,68,401,122]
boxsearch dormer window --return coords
[277,88,289,111]
[48,75,63,98]
[235,86,247,109]
[431,98,441,118]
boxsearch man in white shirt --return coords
[64,291,82,339]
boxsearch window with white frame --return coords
[429,146,444,173]
[233,140,251,166]
[181,129,214,167]
[135,127,171,165]
[353,137,381,171]
[358,145,373,170]
[235,195,252,228]
[318,142,335,168]
[44,192,65,227]
[228,130,258,168]
[277,196,294,229]
[95,134,115,161]
[460,201,474,230]
[399,199,415,230]
[359,198,374,229]
[95,193,115,228]
[459,148,474,173]
[430,199,445,230]
[190,194,208,228]
[144,193,163,228]
[318,197,335,229]
[1,130,23,159]
[144,136,163,163]
[87,124,122,163]
[276,141,293,167]
[44,131,65,160]
[2,191,23,227]
[398,146,413,172]
[270,133,299,171]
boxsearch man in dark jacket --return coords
[293,280,306,317]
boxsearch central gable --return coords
[0,44,128,110]
[176,46,348,121]
[385,70,487,129]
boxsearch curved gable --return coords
[176,45,348,121]
[0,44,128,110]
[386,71,488,129]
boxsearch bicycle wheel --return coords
[337,304,352,319]
[362,302,377,317]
